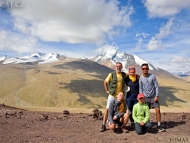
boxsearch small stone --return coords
[63,110,70,115]
[39,114,49,121]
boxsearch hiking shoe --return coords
[100,125,106,132]
[130,122,134,129]
[157,125,165,132]
[116,123,122,128]
[122,126,129,133]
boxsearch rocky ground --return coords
[0,104,190,143]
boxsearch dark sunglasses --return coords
[142,68,149,70]
[129,68,135,70]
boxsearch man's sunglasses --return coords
[142,68,149,70]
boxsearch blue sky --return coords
[0,0,190,73]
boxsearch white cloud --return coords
[147,18,175,50]
[171,56,190,63]
[0,29,37,53]
[156,19,175,39]
[142,0,190,18]
[135,33,150,50]
[147,37,165,50]
[135,38,143,49]
[136,32,150,38]
[7,0,134,44]
[95,44,118,54]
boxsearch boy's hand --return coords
[140,121,145,126]
[113,116,117,120]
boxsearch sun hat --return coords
[137,93,145,99]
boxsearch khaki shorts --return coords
[106,95,115,109]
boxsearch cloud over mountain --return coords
[9,0,134,44]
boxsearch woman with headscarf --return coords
[125,66,140,128]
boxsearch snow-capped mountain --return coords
[184,71,190,75]
[0,52,64,65]
[92,50,158,73]
[172,71,190,77]
[80,56,88,60]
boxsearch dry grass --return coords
[182,75,190,82]
[0,59,190,112]
[157,75,190,111]
[0,60,112,110]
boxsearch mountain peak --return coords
[0,55,7,61]
[92,51,155,72]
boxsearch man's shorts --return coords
[106,95,115,108]
[145,97,160,109]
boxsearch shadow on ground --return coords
[60,79,106,98]
[159,85,186,107]
[53,60,113,79]
[77,94,103,109]
[59,79,107,108]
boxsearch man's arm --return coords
[104,80,109,94]
[104,73,112,94]
[153,75,159,96]
[115,112,125,118]
[152,75,159,102]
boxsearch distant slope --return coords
[0,59,113,109]
[0,64,26,105]
[182,75,190,82]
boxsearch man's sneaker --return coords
[100,125,106,132]
[122,126,129,133]
[157,125,165,132]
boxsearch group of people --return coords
[100,62,165,134]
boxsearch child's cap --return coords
[137,93,145,99]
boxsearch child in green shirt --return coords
[132,93,152,135]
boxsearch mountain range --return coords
[1,51,189,77]
[0,52,65,65]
